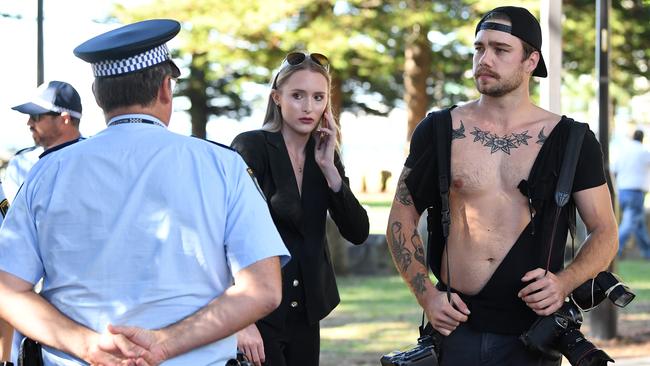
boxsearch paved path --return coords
[615,357,650,366]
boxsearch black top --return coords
[404,109,606,334]
[231,130,369,327]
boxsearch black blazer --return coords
[231,130,369,327]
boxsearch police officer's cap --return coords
[12,81,82,119]
[74,19,181,78]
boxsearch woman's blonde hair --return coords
[262,52,339,145]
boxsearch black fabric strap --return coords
[434,112,452,305]
[479,22,512,34]
[421,110,453,334]
[543,120,587,275]
[555,122,587,208]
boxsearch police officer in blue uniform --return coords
[2,80,83,204]
[1,81,84,365]
[0,19,289,366]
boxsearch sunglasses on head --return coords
[29,112,61,121]
[273,52,330,89]
[281,52,330,70]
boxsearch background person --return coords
[612,129,650,259]
[3,80,83,204]
[386,6,617,366]
[231,51,369,366]
[0,19,289,366]
[1,80,84,364]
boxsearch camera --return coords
[520,302,613,366]
[380,331,442,366]
[571,271,635,311]
[521,271,635,366]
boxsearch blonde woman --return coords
[231,52,369,366]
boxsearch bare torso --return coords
[441,103,561,295]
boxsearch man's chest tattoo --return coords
[451,120,546,155]
[536,127,548,144]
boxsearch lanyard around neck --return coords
[107,117,166,128]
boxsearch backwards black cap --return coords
[475,6,547,78]
[74,19,181,78]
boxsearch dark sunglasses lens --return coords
[286,52,307,66]
[29,114,39,121]
[310,53,329,68]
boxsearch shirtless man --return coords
[387,6,617,366]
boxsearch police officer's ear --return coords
[91,81,104,109]
[159,75,174,105]
[60,112,71,125]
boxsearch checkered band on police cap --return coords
[74,19,181,78]
[91,44,172,77]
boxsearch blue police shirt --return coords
[0,114,290,366]
[2,145,42,204]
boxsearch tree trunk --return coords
[187,52,209,139]
[330,72,343,143]
[326,72,348,274]
[404,24,431,142]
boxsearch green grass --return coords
[320,259,650,362]
[359,201,392,208]
[321,275,421,356]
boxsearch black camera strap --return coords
[434,112,453,305]
[421,110,453,334]
[543,120,587,275]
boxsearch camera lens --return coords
[557,328,613,366]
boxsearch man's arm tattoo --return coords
[412,228,426,267]
[410,273,427,295]
[390,221,412,273]
[396,168,413,206]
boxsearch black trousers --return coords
[257,310,320,366]
[440,323,561,366]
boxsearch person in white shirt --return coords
[0,19,290,366]
[612,129,650,259]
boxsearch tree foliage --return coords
[563,0,650,107]
[111,0,650,138]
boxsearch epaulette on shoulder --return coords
[14,145,39,156]
[193,136,236,152]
